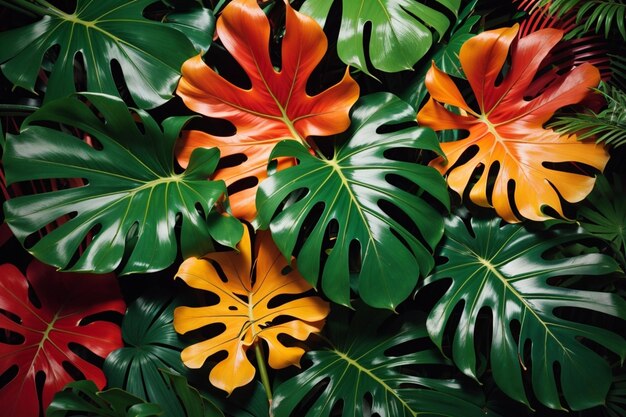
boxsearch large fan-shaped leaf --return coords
[174,227,330,394]
[418,215,626,410]
[257,93,450,309]
[272,306,498,417]
[3,93,242,275]
[417,25,609,222]
[577,174,626,265]
[0,0,214,109]
[0,260,125,417]
[103,292,192,417]
[300,0,460,75]
[176,0,359,221]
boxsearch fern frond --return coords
[538,0,626,40]
[550,84,626,148]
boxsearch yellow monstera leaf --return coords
[173,228,330,394]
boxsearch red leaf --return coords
[0,260,125,417]
[176,0,359,221]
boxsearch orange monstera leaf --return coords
[417,25,609,222]
[176,0,359,221]
[173,227,330,394]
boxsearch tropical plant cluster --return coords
[1,0,625,416]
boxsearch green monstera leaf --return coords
[3,93,241,275]
[300,0,460,75]
[418,215,626,411]
[272,306,498,417]
[256,93,449,310]
[104,291,204,417]
[0,0,213,109]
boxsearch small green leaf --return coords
[257,93,449,309]
[3,93,242,275]
[300,0,460,75]
[419,215,626,410]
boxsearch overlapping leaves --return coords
[0,260,125,417]
[174,227,330,394]
[300,0,460,75]
[3,93,241,275]
[176,0,359,221]
[0,0,213,108]
[418,25,609,222]
[104,292,190,417]
[257,93,449,309]
[418,215,626,410]
[273,306,498,417]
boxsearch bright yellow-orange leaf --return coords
[417,25,609,222]
[176,0,359,221]
[173,227,330,394]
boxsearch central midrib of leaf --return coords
[475,255,567,352]
[334,349,417,416]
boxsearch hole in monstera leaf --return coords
[184,322,227,344]
[413,277,451,312]
[378,199,432,253]
[280,265,294,275]
[184,116,237,138]
[510,318,522,348]
[36,370,45,416]
[203,40,252,90]
[376,121,418,135]
[0,328,25,345]
[362,393,374,416]
[129,110,146,135]
[0,365,18,390]
[194,202,206,219]
[446,144,480,174]
[305,2,345,96]
[27,279,42,309]
[485,161,501,206]
[65,223,102,270]
[288,377,332,417]
[440,299,465,358]
[290,201,325,257]
[348,239,361,273]
[79,310,124,327]
[62,359,87,381]
[0,308,21,324]
[216,153,248,170]
[474,307,493,376]
[383,147,421,164]
[110,58,134,107]
[507,179,525,221]
[205,259,231,285]
[227,176,259,196]
[384,336,435,358]
[73,52,86,93]
[69,342,105,368]
[267,288,318,310]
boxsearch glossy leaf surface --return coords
[418,25,609,222]
[257,93,449,309]
[273,306,498,417]
[300,0,460,75]
[3,93,241,275]
[176,0,359,221]
[419,215,626,410]
[104,292,191,417]
[578,174,626,264]
[174,227,330,394]
[0,260,125,417]
[0,0,212,109]
[47,380,162,417]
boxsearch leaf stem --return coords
[254,342,274,415]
